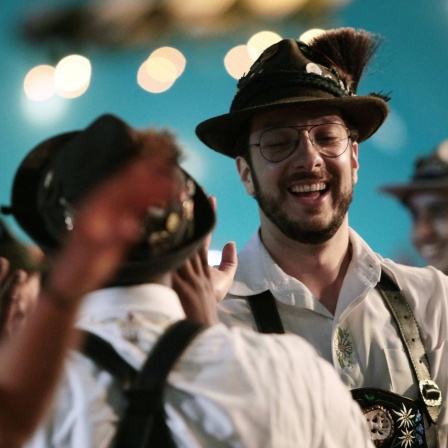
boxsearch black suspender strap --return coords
[81,330,137,386]
[114,319,205,448]
[79,319,206,448]
[245,273,442,446]
[247,290,285,334]
[376,272,442,426]
[247,278,443,421]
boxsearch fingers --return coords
[202,194,217,254]
[208,194,217,212]
[0,257,10,283]
[219,241,237,275]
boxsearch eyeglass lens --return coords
[259,123,350,162]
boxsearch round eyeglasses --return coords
[249,123,353,163]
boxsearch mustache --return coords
[285,170,333,184]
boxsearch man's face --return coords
[407,191,448,273]
[236,105,359,244]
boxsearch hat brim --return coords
[380,179,448,201]
[10,131,79,253]
[196,95,389,158]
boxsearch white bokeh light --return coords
[55,55,91,98]
[224,45,253,79]
[137,63,175,93]
[247,31,282,61]
[23,65,56,101]
[144,57,178,83]
[150,47,186,77]
[299,28,326,43]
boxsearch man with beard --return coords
[381,140,448,274]
[195,28,448,447]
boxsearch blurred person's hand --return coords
[173,195,237,325]
[0,259,40,338]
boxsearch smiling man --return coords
[196,28,448,447]
[381,140,448,274]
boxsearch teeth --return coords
[419,245,439,258]
[290,182,326,193]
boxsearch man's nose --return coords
[289,132,323,170]
[413,218,435,241]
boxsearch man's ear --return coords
[351,141,359,185]
[236,156,255,196]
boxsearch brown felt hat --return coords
[2,114,215,284]
[196,28,390,158]
[380,140,448,201]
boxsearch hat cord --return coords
[231,71,348,112]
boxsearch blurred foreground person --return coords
[381,140,448,274]
[0,119,182,448]
[2,114,373,447]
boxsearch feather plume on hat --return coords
[307,28,382,95]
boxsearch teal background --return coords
[2,0,448,267]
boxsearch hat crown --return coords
[6,114,215,284]
[414,140,448,180]
[195,27,390,157]
[231,28,386,113]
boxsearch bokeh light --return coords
[137,63,175,93]
[224,45,253,79]
[299,28,326,43]
[247,31,282,60]
[54,55,91,98]
[23,65,56,101]
[138,46,186,93]
[150,47,186,77]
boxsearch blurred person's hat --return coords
[2,114,215,285]
[0,218,42,273]
[196,27,390,158]
[380,140,448,201]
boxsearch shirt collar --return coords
[76,283,186,324]
[230,228,382,304]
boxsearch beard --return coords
[251,169,354,245]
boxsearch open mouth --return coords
[288,181,328,199]
[419,244,441,261]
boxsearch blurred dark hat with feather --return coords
[196,27,390,158]
[380,140,448,201]
[2,114,215,285]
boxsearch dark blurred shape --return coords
[20,0,347,49]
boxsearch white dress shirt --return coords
[25,283,373,448]
[218,228,448,445]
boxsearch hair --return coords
[133,128,182,164]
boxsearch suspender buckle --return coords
[419,379,442,407]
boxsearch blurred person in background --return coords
[381,140,448,274]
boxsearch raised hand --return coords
[173,195,237,325]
